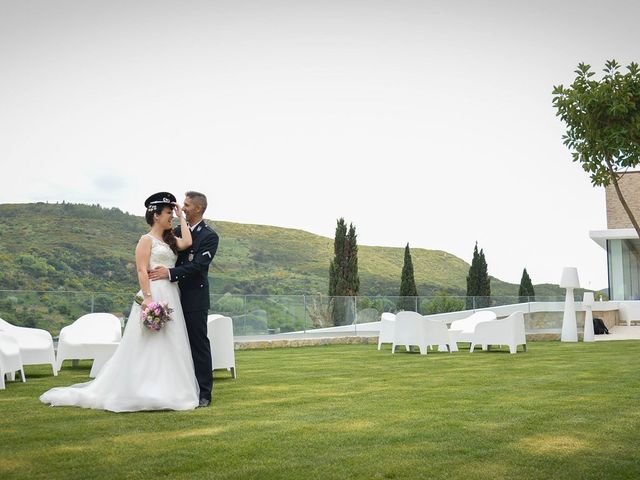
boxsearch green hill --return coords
[0,202,576,334]
[0,202,567,298]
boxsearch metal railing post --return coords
[353,296,357,335]
[303,294,307,333]
[243,295,247,336]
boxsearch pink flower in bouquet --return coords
[139,300,174,332]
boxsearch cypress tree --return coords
[466,243,480,309]
[329,218,359,325]
[477,247,491,307]
[518,268,535,303]
[466,242,491,309]
[329,218,347,298]
[345,223,360,296]
[398,243,418,311]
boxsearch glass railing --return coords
[0,290,592,338]
[0,290,134,337]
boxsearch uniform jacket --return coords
[169,222,219,312]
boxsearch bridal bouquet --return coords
[135,294,174,331]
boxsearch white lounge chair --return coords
[0,317,57,375]
[0,332,26,389]
[449,311,497,342]
[377,312,396,350]
[448,310,497,351]
[207,315,236,378]
[392,311,453,355]
[470,311,527,354]
[56,313,122,377]
[423,318,455,353]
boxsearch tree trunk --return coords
[605,156,640,240]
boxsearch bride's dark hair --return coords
[145,204,178,254]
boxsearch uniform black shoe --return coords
[198,398,211,408]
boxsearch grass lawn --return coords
[2,341,640,480]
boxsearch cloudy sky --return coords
[2,0,639,291]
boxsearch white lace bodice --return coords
[147,234,177,269]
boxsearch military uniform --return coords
[169,221,219,402]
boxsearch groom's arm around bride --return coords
[149,191,219,406]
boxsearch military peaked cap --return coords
[144,192,177,208]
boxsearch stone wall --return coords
[235,335,378,350]
[606,171,640,228]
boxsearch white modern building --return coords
[590,172,640,300]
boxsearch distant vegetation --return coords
[466,242,491,309]
[328,218,360,325]
[0,202,571,297]
[398,243,418,311]
[0,202,574,333]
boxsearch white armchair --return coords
[0,317,57,375]
[449,311,497,343]
[56,313,122,377]
[377,312,396,350]
[392,311,453,355]
[424,318,455,353]
[207,315,236,378]
[448,310,497,351]
[470,311,527,354]
[0,332,26,389]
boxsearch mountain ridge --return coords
[0,202,566,298]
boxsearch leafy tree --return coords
[329,218,360,325]
[553,60,640,238]
[518,268,535,303]
[421,290,465,315]
[214,294,245,315]
[398,243,418,311]
[466,242,491,309]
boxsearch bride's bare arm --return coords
[173,203,192,251]
[135,235,153,308]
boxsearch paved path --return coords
[595,326,640,341]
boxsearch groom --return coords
[150,191,219,407]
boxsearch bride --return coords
[40,192,200,412]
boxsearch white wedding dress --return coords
[40,234,199,412]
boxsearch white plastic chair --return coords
[470,311,527,354]
[448,310,497,351]
[392,311,423,353]
[424,318,455,353]
[377,312,397,350]
[0,332,26,389]
[392,311,453,355]
[56,313,122,377]
[0,317,57,375]
[207,315,236,378]
[449,311,497,342]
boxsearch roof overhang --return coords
[589,228,639,250]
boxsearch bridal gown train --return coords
[40,234,199,412]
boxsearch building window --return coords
[608,239,640,300]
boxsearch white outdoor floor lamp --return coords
[560,267,580,342]
[583,292,595,342]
